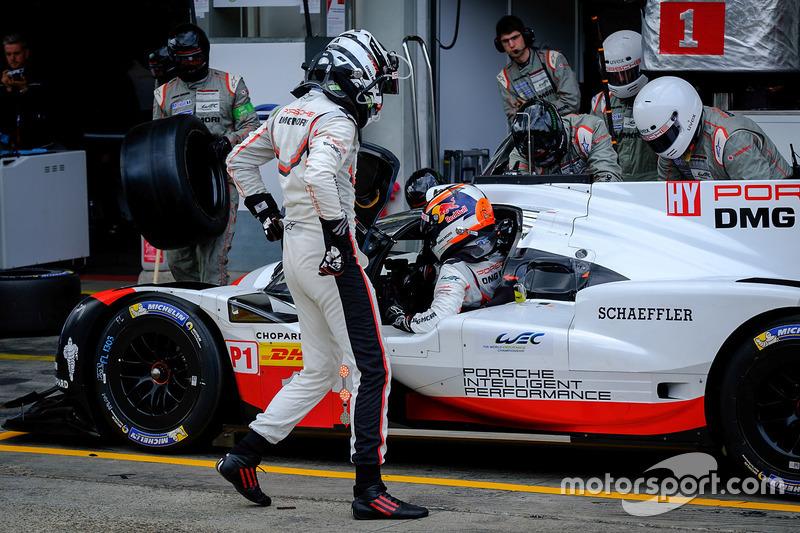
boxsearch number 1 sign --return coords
[660,1,725,55]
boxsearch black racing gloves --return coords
[244,193,284,242]
[385,305,413,332]
[210,136,233,163]
[319,216,354,276]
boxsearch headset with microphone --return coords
[494,27,535,53]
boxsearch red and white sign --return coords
[659,2,725,55]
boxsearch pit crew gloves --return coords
[319,216,353,276]
[210,135,232,162]
[386,305,413,333]
[245,193,284,242]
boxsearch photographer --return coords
[0,33,54,150]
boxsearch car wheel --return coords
[92,294,225,451]
[718,316,800,492]
[0,268,81,337]
[120,114,229,250]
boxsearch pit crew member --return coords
[152,23,261,285]
[509,99,622,181]
[589,30,658,181]
[495,15,580,126]
[633,76,792,180]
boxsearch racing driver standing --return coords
[217,29,428,520]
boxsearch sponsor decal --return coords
[255,331,301,341]
[666,181,701,216]
[197,101,220,113]
[62,337,79,382]
[711,183,799,229]
[171,99,192,111]
[227,340,259,374]
[598,307,693,321]
[195,89,219,101]
[753,324,800,350]
[481,331,552,354]
[714,207,794,228]
[278,116,308,126]
[463,368,612,400]
[129,302,189,326]
[283,107,316,117]
[259,342,304,367]
[743,457,800,494]
[128,426,189,447]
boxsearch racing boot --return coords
[352,484,428,520]
[216,453,271,506]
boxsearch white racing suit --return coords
[406,251,506,334]
[659,106,792,180]
[509,113,623,182]
[226,89,390,468]
[497,48,581,126]
[590,92,659,181]
[153,68,261,284]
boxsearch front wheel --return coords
[718,316,800,494]
[92,294,225,451]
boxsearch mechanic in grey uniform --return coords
[495,15,580,127]
[589,30,658,181]
[633,76,792,180]
[509,99,622,182]
[386,183,505,333]
[217,29,428,520]
[147,46,177,87]
[152,23,261,285]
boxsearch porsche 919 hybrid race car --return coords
[5,135,800,495]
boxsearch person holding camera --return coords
[0,33,54,150]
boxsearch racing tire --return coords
[0,268,81,337]
[120,114,229,250]
[718,315,800,494]
[92,294,225,451]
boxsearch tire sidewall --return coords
[120,114,229,250]
[719,318,800,494]
[0,268,81,336]
[93,293,223,450]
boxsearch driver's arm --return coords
[392,261,469,334]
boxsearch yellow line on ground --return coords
[0,353,55,362]
[1,436,799,513]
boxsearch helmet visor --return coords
[607,64,641,87]
[640,112,682,155]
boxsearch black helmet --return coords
[148,46,177,85]
[167,23,210,82]
[511,99,567,169]
[405,167,445,208]
[291,29,398,129]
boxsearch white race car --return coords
[6,136,800,495]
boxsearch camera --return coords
[7,68,24,81]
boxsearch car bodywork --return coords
[5,140,800,493]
